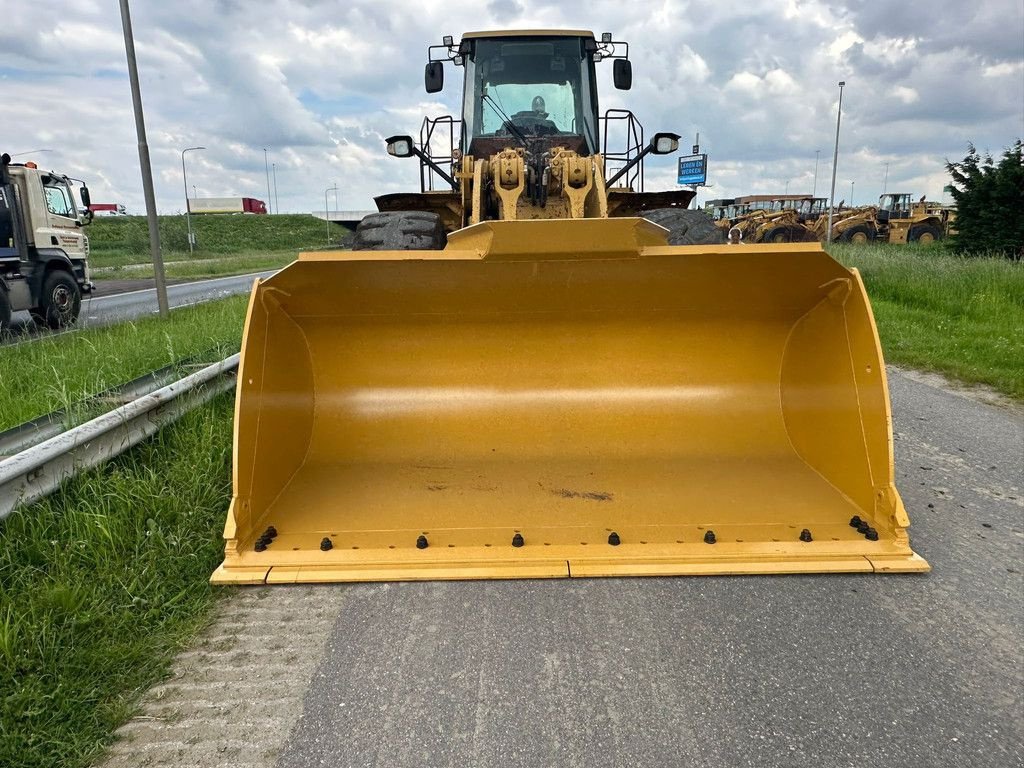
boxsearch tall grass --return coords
[0,396,234,768]
[830,243,1024,398]
[0,296,248,430]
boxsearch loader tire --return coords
[642,208,726,245]
[352,211,446,251]
[908,223,942,244]
[841,225,873,244]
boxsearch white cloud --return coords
[0,0,1020,215]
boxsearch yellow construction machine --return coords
[212,30,928,584]
[820,193,947,244]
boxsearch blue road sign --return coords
[677,154,707,185]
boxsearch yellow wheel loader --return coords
[822,194,947,244]
[213,30,928,584]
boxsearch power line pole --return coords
[264,148,272,214]
[812,149,820,197]
[118,0,168,317]
[826,81,846,245]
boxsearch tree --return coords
[945,140,1023,258]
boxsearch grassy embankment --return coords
[0,297,248,768]
[830,243,1024,400]
[0,240,1020,768]
[86,213,346,281]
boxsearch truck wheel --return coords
[841,225,873,244]
[642,208,726,245]
[0,287,10,334]
[352,212,446,250]
[33,270,81,329]
[909,224,942,244]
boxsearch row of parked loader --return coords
[706,193,954,244]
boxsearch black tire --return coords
[908,223,942,244]
[33,270,81,329]
[762,227,796,243]
[840,224,874,244]
[641,208,727,245]
[0,286,11,334]
[352,211,446,251]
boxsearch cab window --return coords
[44,183,75,218]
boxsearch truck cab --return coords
[0,153,94,331]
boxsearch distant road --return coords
[4,271,278,344]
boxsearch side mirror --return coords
[613,59,632,90]
[650,132,680,155]
[424,62,444,93]
[79,184,91,209]
[386,135,416,158]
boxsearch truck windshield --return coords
[44,181,76,219]
[462,36,599,154]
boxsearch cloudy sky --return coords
[2,0,1021,214]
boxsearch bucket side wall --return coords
[229,284,316,550]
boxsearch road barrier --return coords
[0,354,238,520]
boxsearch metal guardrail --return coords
[0,354,239,520]
[0,352,225,460]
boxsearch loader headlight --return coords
[650,132,680,155]
[386,135,415,158]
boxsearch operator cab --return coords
[460,33,601,158]
[878,192,912,221]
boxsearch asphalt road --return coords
[98,368,1023,768]
[4,271,277,342]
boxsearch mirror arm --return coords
[605,144,653,188]
[409,146,457,190]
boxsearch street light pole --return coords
[264,148,272,214]
[324,184,337,245]
[882,162,889,195]
[850,180,855,207]
[812,149,820,197]
[118,0,169,318]
[826,80,846,245]
[181,146,205,256]
[272,163,279,214]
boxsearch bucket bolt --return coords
[320,537,333,551]
[856,520,870,535]
[865,528,879,541]
[512,533,525,548]
[254,525,278,552]
[608,532,621,546]
[416,535,429,549]
[799,529,813,542]
[849,516,863,528]
[704,530,716,544]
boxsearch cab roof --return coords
[461,30,595,40]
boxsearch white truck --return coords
[0,152,94,330]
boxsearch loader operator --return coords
[505,94,560,135]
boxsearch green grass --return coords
[829,242,1024,399]
[86,214,345,270]
[0,296,248,430]
[0,395,234,768]
[93,250,297,281]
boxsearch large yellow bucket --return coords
[212,218,928,584]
